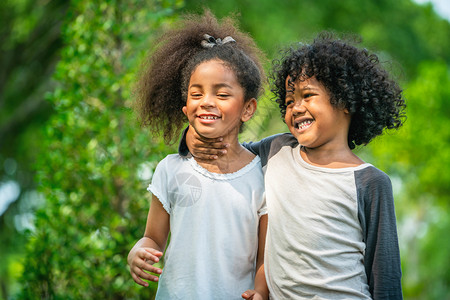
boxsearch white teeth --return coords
[296,120,313,129]
[200,116,219,120]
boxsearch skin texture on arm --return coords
[242,214,269,300]
[127,195,170,287]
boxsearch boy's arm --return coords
[180,125,284,160]
[242,214,269,300]
[179,125,229,159]
[357,168,403,299]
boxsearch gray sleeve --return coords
[356,166,403,300]
[243,133,297,168]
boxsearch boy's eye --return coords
[303,93,316,99]
[217,93,230,98]
[285,99,294,106]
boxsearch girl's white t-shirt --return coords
[148,154,266,300]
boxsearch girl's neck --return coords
[194,138,255,174]
[300,144,364,169]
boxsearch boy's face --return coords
[284,76,351,150]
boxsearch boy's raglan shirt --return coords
[178,131,402,299]
[243,133,403,300]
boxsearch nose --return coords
[200,94,215,108]
[291,99,305,115]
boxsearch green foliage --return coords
[185,0,450,80]
[17,0,182,298]
[0,1,69,298]
[3,0,449,299]
[370,61,450,198]
[367,61,450,299]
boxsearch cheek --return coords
[284,109,291,124]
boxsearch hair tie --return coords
[201,34,236,48]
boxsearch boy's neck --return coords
[300,144,364,169]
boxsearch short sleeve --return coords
[147,158,172,214]
[258,192,267,216]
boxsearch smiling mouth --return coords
[199,115,219,120]
[295,119,313,130]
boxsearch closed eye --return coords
[217,93,231,100]
[285,99,294,107]
[190,92,202,97]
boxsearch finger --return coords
[134,266,160,282]
[242,290,255,299]
[194,140,229,150]
[131,272,149,287]
[143,248,163,257]
[142,263,163,275]
[142,249,163,264]
[138,258,162,274]
[191,149,227,160]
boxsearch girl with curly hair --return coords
[184,32,406,299]
[127,11,269,299]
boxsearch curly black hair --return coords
[271,31,406,149]
[134,10,265,144]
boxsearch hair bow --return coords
[201,34,236,48]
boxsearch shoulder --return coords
[262,132,297,146]
[270,133,298,149]
[154,153,186,170]
[355,165,394,214]
[355,165,392,189]
[244,133,297,166]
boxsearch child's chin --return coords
[196,131,220,140]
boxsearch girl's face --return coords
[183,59,256,140]
[284,76,351,150]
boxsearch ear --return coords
[182,106,187,116]
[241,98,257,122]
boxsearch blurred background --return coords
[0,0,449,299]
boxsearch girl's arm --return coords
[242,214,269,300]
[128,195,170,287]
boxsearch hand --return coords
[242,289,266,300]
[187,125,229,160]
[128,247,163,287]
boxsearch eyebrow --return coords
[189,83,233,89]
[299,86,319,92]
[286,86,319,94]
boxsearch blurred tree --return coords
[0,0,68,144]
[16,0,183,298]
[185,0,450,146]
[0,0,69,298]
[4,0,449,298]
[184,0,450,80]
[368,61,450,299]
